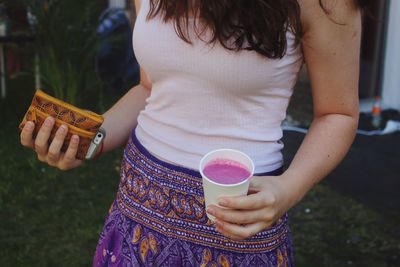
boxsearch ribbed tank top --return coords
[132,0,304,173]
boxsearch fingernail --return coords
[26,122,34,130]
[218,199,227,206]
[59,125,67,133]
[72,135,79,143]
[207,208,215,216]
[45,117,54,126]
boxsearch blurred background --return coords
[0,0,399,266]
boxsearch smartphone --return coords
[85,128,106,160]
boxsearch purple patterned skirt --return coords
[93,129,294,267]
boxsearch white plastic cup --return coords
[199,149,255,222]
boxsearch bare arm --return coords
[209,0,361,240]
[101,69,151,153]
[281,0,361,204]
[134,0,141,12]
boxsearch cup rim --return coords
[199,148,255,187]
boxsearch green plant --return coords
[21,0,103,105]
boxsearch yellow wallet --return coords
[19,89,104,160]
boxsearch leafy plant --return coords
[19,0,103,105]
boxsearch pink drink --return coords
[203,158,251,184]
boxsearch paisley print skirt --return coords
[93,129,294,267]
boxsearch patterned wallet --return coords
[19,89,104,160]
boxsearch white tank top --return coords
[133,0,304,173]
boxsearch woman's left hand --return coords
[207,175,297,241]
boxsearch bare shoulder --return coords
[296,0,362,118]
[297,0,362,55]
[298,0,361,34]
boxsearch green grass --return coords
[0,77,399,266]
[290,186,400,267]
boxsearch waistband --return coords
[116,129,289,253]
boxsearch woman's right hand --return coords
[20,116,84,170]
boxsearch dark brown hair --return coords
[148,0,371,59]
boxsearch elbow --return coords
[313,110,359,138]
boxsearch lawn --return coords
[0,77,399,266]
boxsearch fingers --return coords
[47,124,68,165]
[20,121,35,148]
[215,220,266,241]
[207,205,271,225]
[218,191,275,210]
[59,135,81,170]
[34,117,55,156]
[21,117,82,171]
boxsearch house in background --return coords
[359,0,400,112]
[381,0,400,110]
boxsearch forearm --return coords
[282,113,358,205]
[101,84,150,153]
